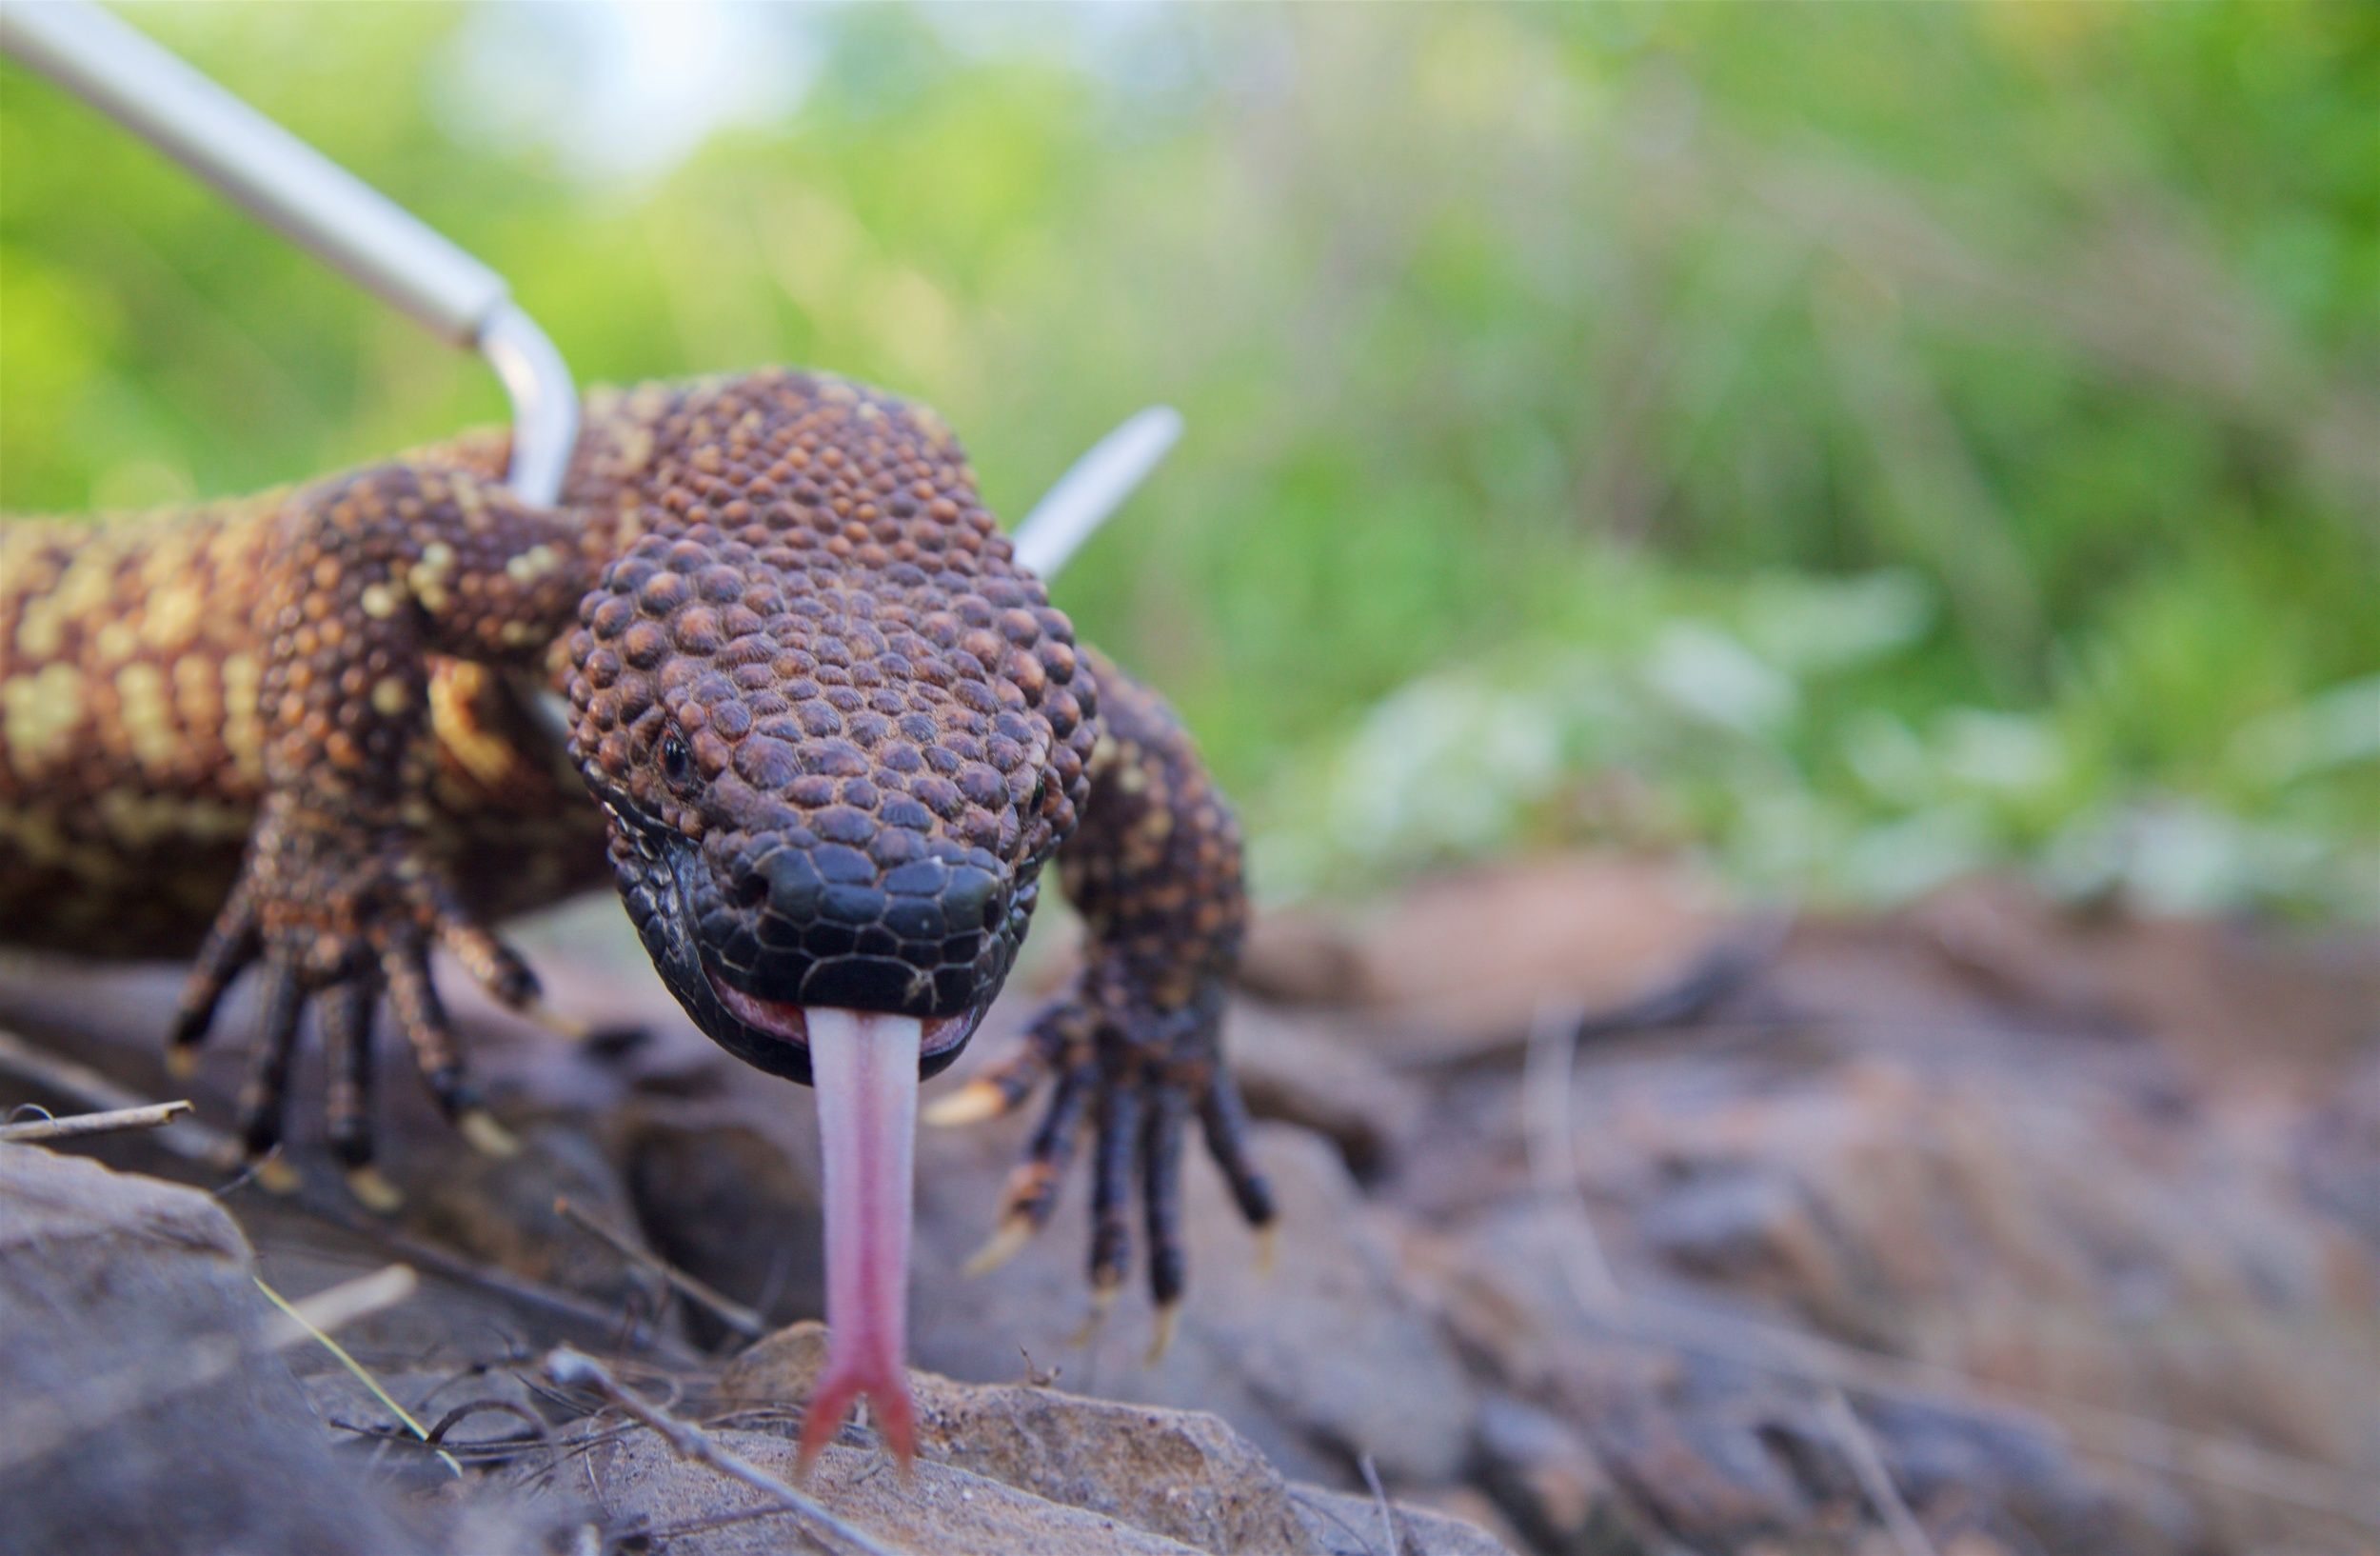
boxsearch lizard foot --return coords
[951,986,1275,1354]
[166,804,539,1182]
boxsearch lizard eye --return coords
[659,733,694,789]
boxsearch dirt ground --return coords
[3,853,2375,1555]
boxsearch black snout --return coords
[702,839,1009,1017]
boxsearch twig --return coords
[0,1264,418,1472]
[543,1346,895,1556]
[426,1398,550,1450]
[0,1027,216,1165]
[1818,1387,1938,1556]
[313,1206,701,1366]
[2,1019,699,1363]
[555,1195,765,1339]
[0,1099,192,1143]
[1359,1452,1402,1556]
[257,1270,462,1478]
[1521,1000,1621,1309]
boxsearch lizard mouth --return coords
[621,824,997,1087]
[701,965,984,1069]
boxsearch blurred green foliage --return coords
[4,3,2374,916]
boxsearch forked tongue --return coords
[795,1008,922,1474]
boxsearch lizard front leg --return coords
[935,648,1275,1353]
[166,457,598,1192]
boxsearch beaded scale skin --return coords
[0,368,1275,1425]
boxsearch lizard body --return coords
[1,476,605,954]
[0,368,1273,1462]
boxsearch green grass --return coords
[4,2,2373,919]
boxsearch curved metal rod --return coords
[5,0,1175,748]
[478,304,579,506]
[0,0,576,504]
[1009,406,1183,579]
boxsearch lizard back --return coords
[0,487,603,956]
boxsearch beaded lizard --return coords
[0,367,1275,1464]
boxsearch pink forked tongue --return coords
[795,1008,922,1474]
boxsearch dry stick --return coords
[543,1347,895,1556]
[0,1026,218,1165]
[0,1264,419,1472]
[555,1195,766,1339]
[1521,1000,2380,1533]
[1521,1002,1624,1310]
[0,1099,192,1143]
[1359,1452,1402,1556]
[324,1207,702,1366]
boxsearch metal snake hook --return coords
[0,0,1178,748]
[0,0,580,506]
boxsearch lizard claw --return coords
[457,1108,523,1157]
[924,1009,1073,1128]
[344,1165,406,1213]
[958,984,1269,1344]
[922,1078,1011,1127]
[1144,1300,1181,1366]
[1066,1280,1118,1349]
[521,1002,594,1043]
[962,1213,1039,1278]
[167,799,537,1182]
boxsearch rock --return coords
[1404,1486,1537,1556]
[1472,1393,1639,1555]
[1580,1371,1819,1546]
[1911,879,2380,1086]
[0,1145,438,1556]
[1290,1485,1520,1556]
[617,1023,1480,1486]
[1617,1061,2380,1466]
[16,865,2375,1556]
[1854,1395,2197,1556]
[403,1119,669,1317]
[2296,1046,2380,1251]
[710,1322,1517,1555]
[618,1095,825,1338]
[908,1119,1480,1484]
[582,1426,1212,1555]
[1226,1002,1427,1180]
[1241,854,1736,1059]
[724,1321,1313,1553]
[1635,1167,1825,1285]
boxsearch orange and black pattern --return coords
[0,367,1271,1307]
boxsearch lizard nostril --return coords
[942,868,1002,932]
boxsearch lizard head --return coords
[563,379,1097,1087]
[561,372,1098,1464]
